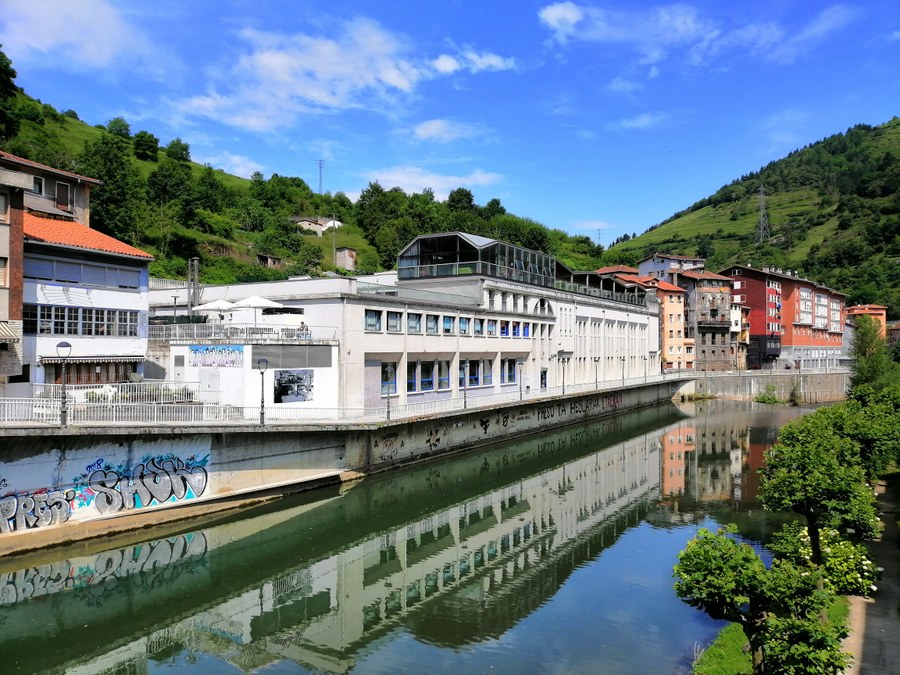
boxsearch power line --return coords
[755,184,770,244]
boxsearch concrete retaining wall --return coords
[0,381,683,556]
[677,371,849,405]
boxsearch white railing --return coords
[32,380,219,404]
[148,323,338,342]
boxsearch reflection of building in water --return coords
[48,430,661,674]
[660,424,695,498]
[689,415,747,504]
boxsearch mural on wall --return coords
[0,438,213,535]
[274,369,314,403]
[189,344,244,367]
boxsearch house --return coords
[846,304,888,337]
[149,232,660,411]
[335,247,356,271]
[292,216,342,236]
[721,265,844,369]
[0,151,153,396]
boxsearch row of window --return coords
[32,177,73,211]
[366,309,535,338]
[24,257,142,289]
[23,304,140,337]
[381,357,520,395]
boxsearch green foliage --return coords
[850,314,900,390]
[133,130,159,162]
[761,613,850,674]
[770,522,880,596]
[105,116,131,139]
[674,526,842,674]
[692,623,753,674]
[164,137,191,162]
[754,384,784,404]
[78,132,145,243]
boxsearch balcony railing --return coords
[149,323,338,343]
[33,380,218,404]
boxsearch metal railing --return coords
[32,380,218,404]
[149,323,338,342]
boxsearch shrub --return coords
[755,383,783,404]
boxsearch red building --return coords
[721,265,844,369]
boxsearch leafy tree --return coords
[195,165,229,211]
[850,314,898,391]
[105,116,132,139]
[79,133,145,243]
[447,187,475,212]
[133,130,159,162]
[0,45,20,140]
[165,137,191,162]
[674,527,845,673]
[760,412,879,566]
[62,109,79,120]
[147,158,193,205]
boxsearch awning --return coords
[40,355,143,364]
[0,322,20,343]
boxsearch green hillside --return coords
[605,119,900,317]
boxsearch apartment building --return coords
[721,265,845,369]
[846,304,888,337]
[0,151,153,396]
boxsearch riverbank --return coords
[844,472,900,674]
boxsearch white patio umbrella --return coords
[192,299,236,311]
[232,295,284,325]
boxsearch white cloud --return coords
[570,219,615,237]
[607,76,642,93]
[176,19,514,132]
[539,3,855,67]
[755,108,812,155]
[609,112,669,130]
[890,30,900,41]
[364,166,502,200]
[412,119,479,143]
[0,0,170,78]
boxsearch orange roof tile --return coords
[681,269,732,281]
[595,264,639,275]
[23,213,153,260]
[0,151,101,185]
[636,275,685,293]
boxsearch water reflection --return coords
[0,401,810,674]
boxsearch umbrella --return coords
[232,295,284,325]
[192,299,236,311]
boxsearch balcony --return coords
[149,323,338,344]
[696,314,731,328]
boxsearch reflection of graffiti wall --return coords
[274,369,314,403]
[189,344,244,367]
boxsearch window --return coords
[387,311,402,333]
[365,309,382,331]
[668,329,674,338]
[523,322,530,337]
[407,362,417,392]
[381,362,397,395]
[32,177,43,194]
[0,191,7,223]
[56,182,72,211]
[443,316,455,334]
[0,257,6,286]
[459,359,480,387]
[482,358,493,385]
[512,321,520,337]
[487,320,497,336]
[425,314,439,334]
[407,313,422,333]
[500,359,517,383]
[500,320,509,336]
[732,269,742,275]
[474,318,484,335]
[459,317,470,334]
[686,346,693,354]
[437,360,450,389]
[421,362,435,391]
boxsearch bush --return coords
[755,383,783,404]
[770,522,881,596]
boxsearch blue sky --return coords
[2,1,899,245]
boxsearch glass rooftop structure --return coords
[397,232,648,306]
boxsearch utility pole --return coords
[755,185,770,244]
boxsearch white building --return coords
[151,233,659,413]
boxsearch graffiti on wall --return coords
[0,489,76,533]
[0,532,208,606]
[85,456,210,515]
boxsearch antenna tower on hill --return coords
[316,159,325,194]
[755,184,770,244]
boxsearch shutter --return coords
[56,182,71,211]
[0,191,7,222]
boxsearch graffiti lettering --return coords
[479,418,490,433]
[85,458,104,474]
[89,458,208,514]
[0,532,207,605]
[0,489,75,533]
[536,405,555,420]
[426,427,442,450]
[0,478,7,490]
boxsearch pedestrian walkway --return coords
[844,473,900,673]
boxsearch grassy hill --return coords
[605,118,900,317]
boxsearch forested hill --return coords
[605,119,900,317]
[0,47,603,285]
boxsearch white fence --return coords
[32,380,219,404]
[149,323,338,342]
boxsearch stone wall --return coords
[682,371,849,404]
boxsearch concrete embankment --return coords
[679,370,850,404]
[0,381,683,556]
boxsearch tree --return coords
[760,411,879,566]
[447,187,475,212]
[147,158,193,206]
[165,137,191,162]
[79,133,145,243]
[133,130,159,162]
[850,314,898,391]
[106,116,132,139]
[674,527,845,674]
[0,45,20,140]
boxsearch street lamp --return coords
[593,357,600,390]
[620,356,626,385]
[171,295,178,321]
[257,357,268,425]
[463,360,469,409]
[561,358,567,395]
[517,361,524,401]
[385,363,394,421]
[56,341,71,427]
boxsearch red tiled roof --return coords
[0,150,101,185]
[595,264,639,274]
[613,273,648,286]
[681,269,733,281]
[24,213,153,259]
[636,275,685,292]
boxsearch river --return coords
[0,399,811,674]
